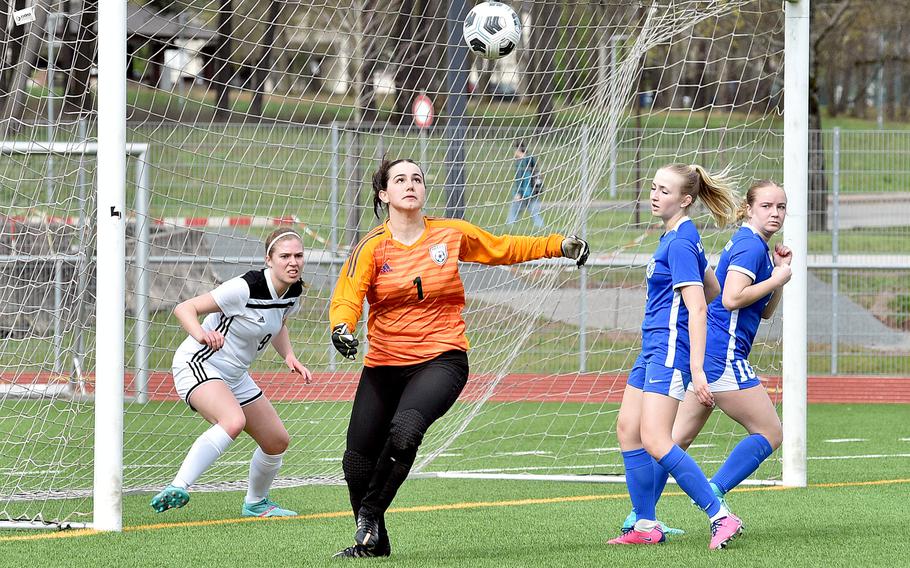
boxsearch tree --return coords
[59,0,97,117]
[2,0,49,135]
[251,0,282,116]
[392,0,446,124]
[213,0,234,121]
[808,0,855,231]
[532,1,562,128]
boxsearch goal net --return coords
[0,0,791,528]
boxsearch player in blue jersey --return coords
[608,163,742,550]
[669,180,791,503]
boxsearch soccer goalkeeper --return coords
[328,157,589,558]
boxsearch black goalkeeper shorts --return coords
[346,350,469,457]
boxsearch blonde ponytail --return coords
[689,164,739,228]
[662,163,739,228]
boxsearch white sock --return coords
[710,504,731,523]
[634,519,658,532]
[245,447,284,504]
[172,424,234,489]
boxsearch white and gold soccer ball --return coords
[462,2,521,60]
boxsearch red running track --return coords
[5,372,910,404]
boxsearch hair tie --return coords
[266,231,299,256]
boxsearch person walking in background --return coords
[506,140,545,228]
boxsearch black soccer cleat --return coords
[354,511,380,548]
[332,542,391,559]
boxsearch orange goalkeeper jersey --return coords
[330,217,565,367]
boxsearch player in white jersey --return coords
[670,181,790,504]
[150,228,313,518]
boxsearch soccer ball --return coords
[463,2,522,60]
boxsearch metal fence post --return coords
[579,125,589,373]
[135,151,151,403]
[329,124,341,371]
[831,127,840,375]
[53,258,63,374]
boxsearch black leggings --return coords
[342,350,469,524]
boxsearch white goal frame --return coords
[31,0,806,533]
[0,139,147,531]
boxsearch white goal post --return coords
[782,0,809,489]
[0,140,148,530]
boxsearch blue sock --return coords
[711,434,774,494]
[622,449,657,521]
[658,445,721,518]
[652,458,670,506]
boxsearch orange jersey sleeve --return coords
[329,225,385,332]
[330,218,565,368]
[432,218,564,264]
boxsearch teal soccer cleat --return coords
[242,497,298,517]
[711,482,729,509]
[691,483,729,511]
[621,509,685,537]
[150,485,190,513]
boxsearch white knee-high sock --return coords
[245,447,284,504]
[172,424,234,489]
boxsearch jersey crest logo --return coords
[380,261,392,274]
[429,243,448,266]
[646,257,656,279]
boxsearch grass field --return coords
[2,403,909,566]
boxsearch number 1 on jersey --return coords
[412,276,424,300]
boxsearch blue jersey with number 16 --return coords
[706,225,774,361]
[641,217,708,370]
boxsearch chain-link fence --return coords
[3,125,909,378]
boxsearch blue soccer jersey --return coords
[640,217,708,370]
[706,224,774,361]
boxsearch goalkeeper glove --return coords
[561,235,590,268]
[331,323,359,360]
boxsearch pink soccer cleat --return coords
[709,514,744,550]
[608,525,665,545]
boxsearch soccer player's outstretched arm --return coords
[448,219,589,267]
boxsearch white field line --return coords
[430,452,910,475]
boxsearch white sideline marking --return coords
[318,457,342,462]
[494,451,553,457]
[808,453,910,461]
[823,438,868,443]
[899,438,910,442]
[437,452,910,475]
[584,447,620,453]
[688,444,716,449]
